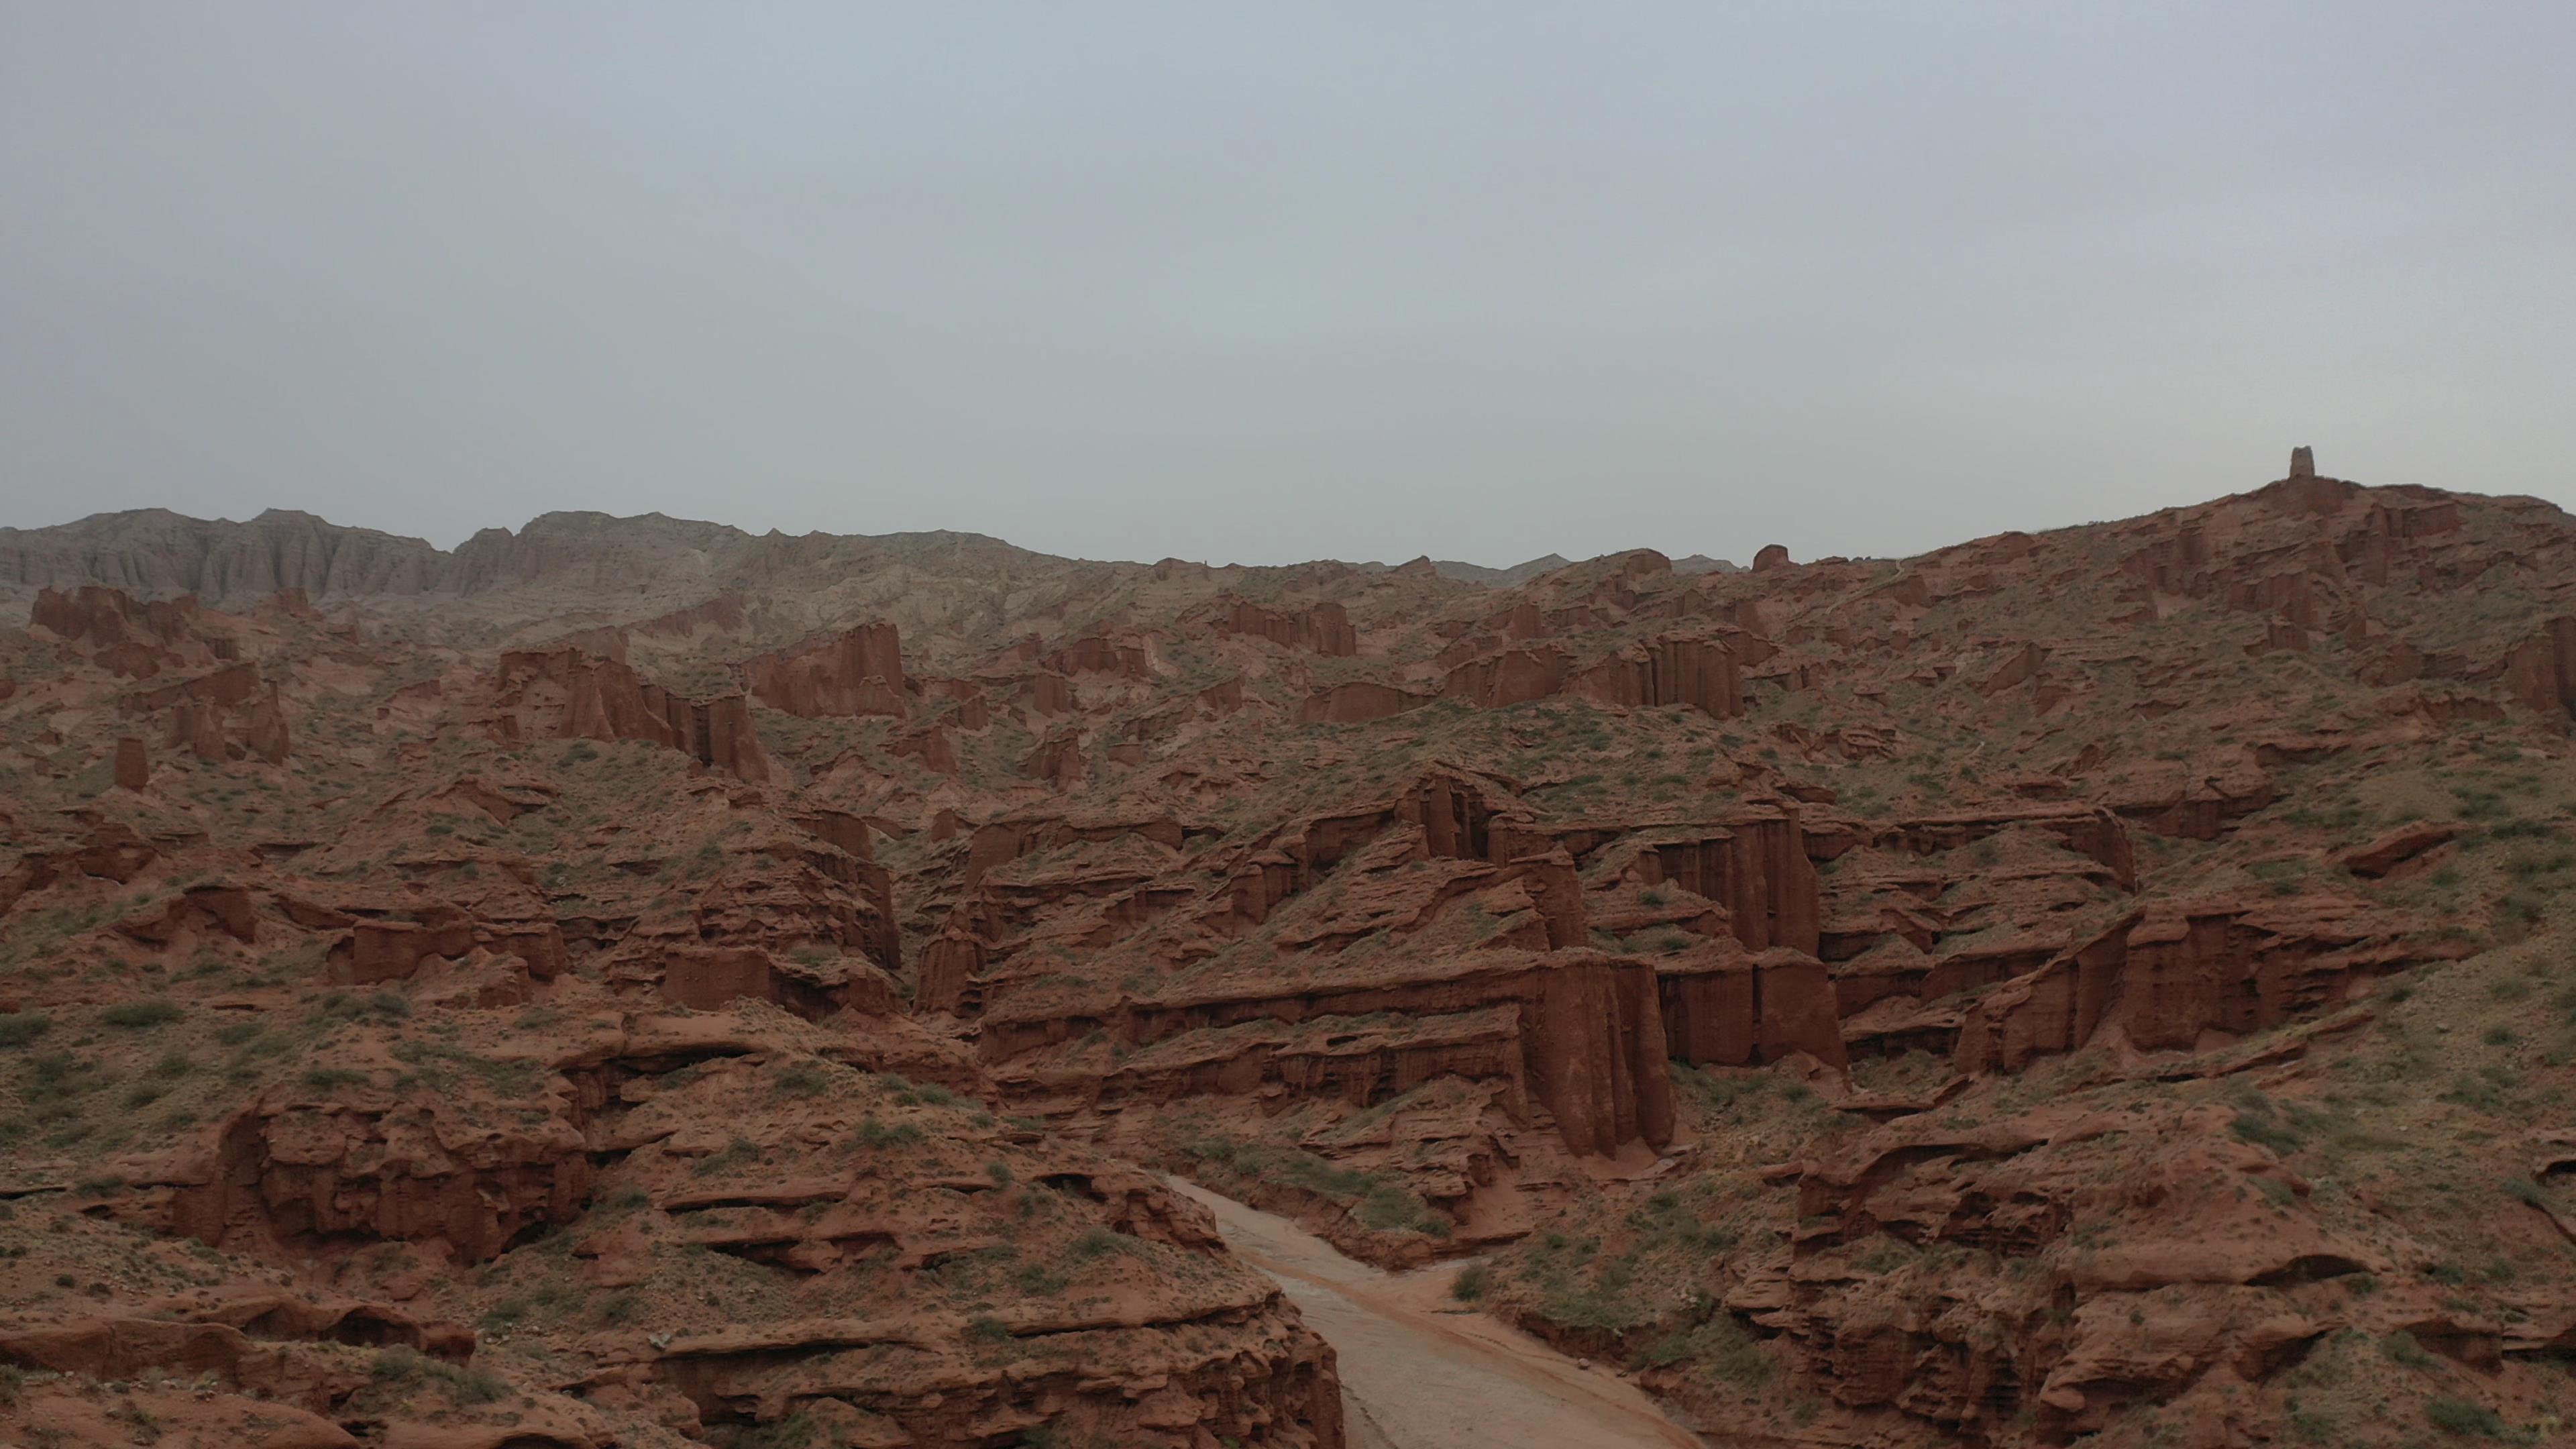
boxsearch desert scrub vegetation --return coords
[769,1057,833,1098]
[1635,1313,1774,1388]
[368,1346,506,1405]
[101,1000,183,1029]
[1183,1132,1450,1238]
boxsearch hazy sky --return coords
[3,5,2569,566]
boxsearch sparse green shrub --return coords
[102,1001,182,1029]
[693,1135,761,1176]
[2381,1332,2436,1369]
[771,1060,830,1097]
[2422,1395,2506,1438]
[853,1116,923,1148]
[1068,1222,1122,1257]
[370,1346,506,1404]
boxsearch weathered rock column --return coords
[114,736,149,791]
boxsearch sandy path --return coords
[1165,1177,1709,1449]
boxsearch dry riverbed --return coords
[1166,1177,1709,1449]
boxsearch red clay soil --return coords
[3,454,2575,1445]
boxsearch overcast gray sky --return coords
[3,4,2569,566]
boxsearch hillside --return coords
[5,451,2576,1446]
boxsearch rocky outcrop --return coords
[486,647,773,782]
[2500,616,2576,718]
[1658,943,1846,1068]
[1769,1101,2392,1442]
[1046,634,1155,680]
[576,1046,1344,1446]
[17,464,2576,1449]
[1572,632,1743,716]
[2339,822,2455,877]
[114,735,148,790]
[172,1071,592,1264]
[983,950,1674,1160]
[1221,597,1358,655]
[32,583,205,657]
[1295,681,1430,724]
[1442,647,1571,708]
[1954,896,2449,1072]
[747,622,908,718]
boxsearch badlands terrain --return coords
[5,452,2576,1446]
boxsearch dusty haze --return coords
[3,4,2570,566]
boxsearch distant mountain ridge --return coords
[0,506,1737,604]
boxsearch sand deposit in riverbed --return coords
[1166,1177,1709,1449]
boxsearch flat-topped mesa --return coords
[745,622,908,718]
[488,647,773,783]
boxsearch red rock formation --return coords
[1442,647,1571,707]
[17,467,2576,1449]
[918,676,993,728]
[790,806,900,969]
[1954,895,2447,1072]
[1295,680,1430,724]
[1627,811,1823,956]
[1658,944,1847,1067]
[1221,597,1358,655]
[1527,953,1678,1155]
[177,1074,592,1264]
[241,684,292,763]
[168,696,228,761]
[488,647,773,782]
[1019,670,1074,715]
[1026,724,1085,788]
[113,735,148,790]
[30,584,203,666]
[1571,632,1743,716]
[746,622,908,718]
[2502,616,2576,717]
[1046,634,1153,679]
[2339,822,2455,877]
[892,722,959,775]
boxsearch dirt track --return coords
[1166,1178,1709,1449]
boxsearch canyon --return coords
[3,453,2576,1445]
